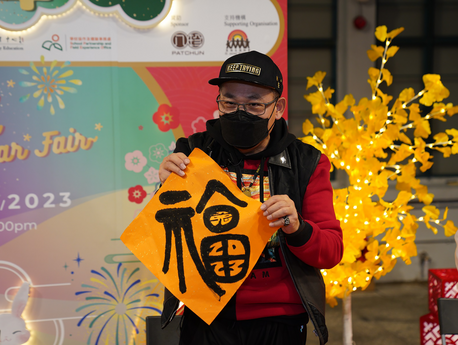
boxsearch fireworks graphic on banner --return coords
[76,263,162,345]
[18,55,82,115]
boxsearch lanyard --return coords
[241,163,262,198]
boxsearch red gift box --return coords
[429,268,458,315]
[420,312,458,345]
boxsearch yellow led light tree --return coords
[302,26,458,308]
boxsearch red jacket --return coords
[226,154,342,321]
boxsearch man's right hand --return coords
[159,153,190,183]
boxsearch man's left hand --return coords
[260,195,299,234]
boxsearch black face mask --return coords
[220,108,276,149]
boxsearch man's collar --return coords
[269,149,291,169]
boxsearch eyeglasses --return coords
[216,95,278,116]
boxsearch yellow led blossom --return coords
[302,26,458,307]
[375,26,405,42]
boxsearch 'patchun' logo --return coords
[171,31,204,49]
[42,34,62,51]
[226,30,250,53]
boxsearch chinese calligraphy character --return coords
[155,180,249,298]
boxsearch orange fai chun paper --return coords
[121,148,278,325]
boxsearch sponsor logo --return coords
[226,30,250,54]
[171,31,204,49]
[42,34,62,51]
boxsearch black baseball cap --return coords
[209,51,283,96]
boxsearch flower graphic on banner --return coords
[75,263,162,345]
[191,116,207,133]
[152,104,180,132]
[128,185,147,204]
[18,55,82,115]
[125,150,147,173]
[149,143,168,164]
[124,143,175,200]
[144,167,160,184]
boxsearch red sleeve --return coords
[285,154,343,269]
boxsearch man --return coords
[159,51,343,345]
